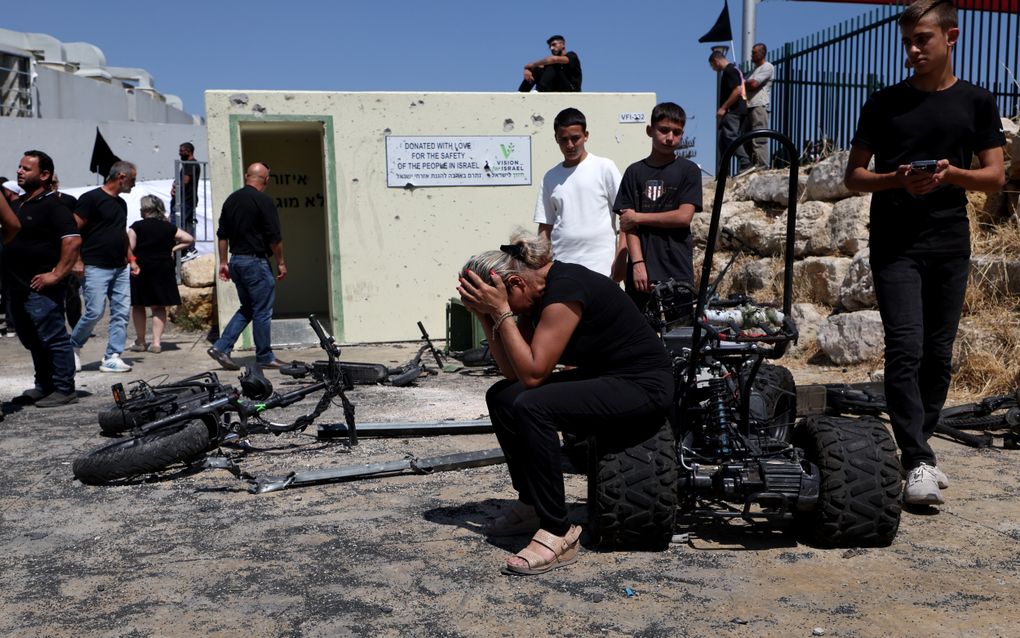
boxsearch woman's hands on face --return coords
[457,269,512,316]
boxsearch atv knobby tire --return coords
[588,420,678,550]
[795,415,901,547]
[73,421,210,485]
[744,364,797,443]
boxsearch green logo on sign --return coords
[499,143,515,159]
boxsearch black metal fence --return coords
[759,2,1020,167]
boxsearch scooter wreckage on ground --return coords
[73,315,507,491]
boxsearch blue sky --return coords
[7,0,878,167]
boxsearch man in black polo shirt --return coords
[207,162,288,371]
[5,150,81,407]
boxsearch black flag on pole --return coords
[89,127,121,178]
[698,0,733,43]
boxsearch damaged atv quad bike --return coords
[583,130,902,551]
[73,315,357,485]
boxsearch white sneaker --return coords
[99,354,132,373]
[904,463,945,505]
[930,465,949,490]
[73,347,82,372]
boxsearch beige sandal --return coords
[502,525,582,576]
[483,502,540,537]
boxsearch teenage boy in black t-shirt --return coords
[845,0,1006,507]
[5,150,81,407]
[614,102,703,311]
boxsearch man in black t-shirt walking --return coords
[5,150,81,407]
[845,0,1006,507]
[709,50,750,174]
[70,161,140,374]
[519,35,582,93]
[207,162,288,371]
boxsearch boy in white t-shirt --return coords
[533,108,624,279]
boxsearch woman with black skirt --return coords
[128,195,193,353]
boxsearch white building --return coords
[0,27,206,186]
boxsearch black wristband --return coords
[632,260,645,265]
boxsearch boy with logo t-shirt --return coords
[534,108,623,279]
[845,0,1006,507]
[614,102,703,310]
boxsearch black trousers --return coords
[486,368,670,536]
[872,253,969,470]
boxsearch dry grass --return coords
[952,304,1020,397]
[972,210,1020,256]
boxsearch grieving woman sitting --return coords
[457,231,673,576]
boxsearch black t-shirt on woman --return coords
[851,79,1005,257]
[533,262,673,406]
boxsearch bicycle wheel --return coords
[73,421,210,485]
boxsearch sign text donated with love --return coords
[386,136,532,187]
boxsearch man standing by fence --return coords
[845,0,1005,507]
[171,142,201,262]
[744,43,774,168]
[709,50,750,174]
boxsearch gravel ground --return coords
[1,321,1019,637]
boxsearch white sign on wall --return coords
[386,136,532,187]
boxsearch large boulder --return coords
[729,257,780,296]
[181,253,216,288]
[691,200,760,247]
[731,208,779,256]
[1003,116,1019,181]
[970,256,1020,297]
[839,249,877,311]
[793,256,851,306]
[730,170,807,206]
[803,150,857,201]
[790,302,827,354]
[829,194,871,256]
[792,200,833,257]
[817,310,885,365]
[172,284,215,327]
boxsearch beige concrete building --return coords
[204,91,656,344]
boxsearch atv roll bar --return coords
[688,129,800,387]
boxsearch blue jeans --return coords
[7,286,76,394]
[70,265,131,359]
[214,255,276,363]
